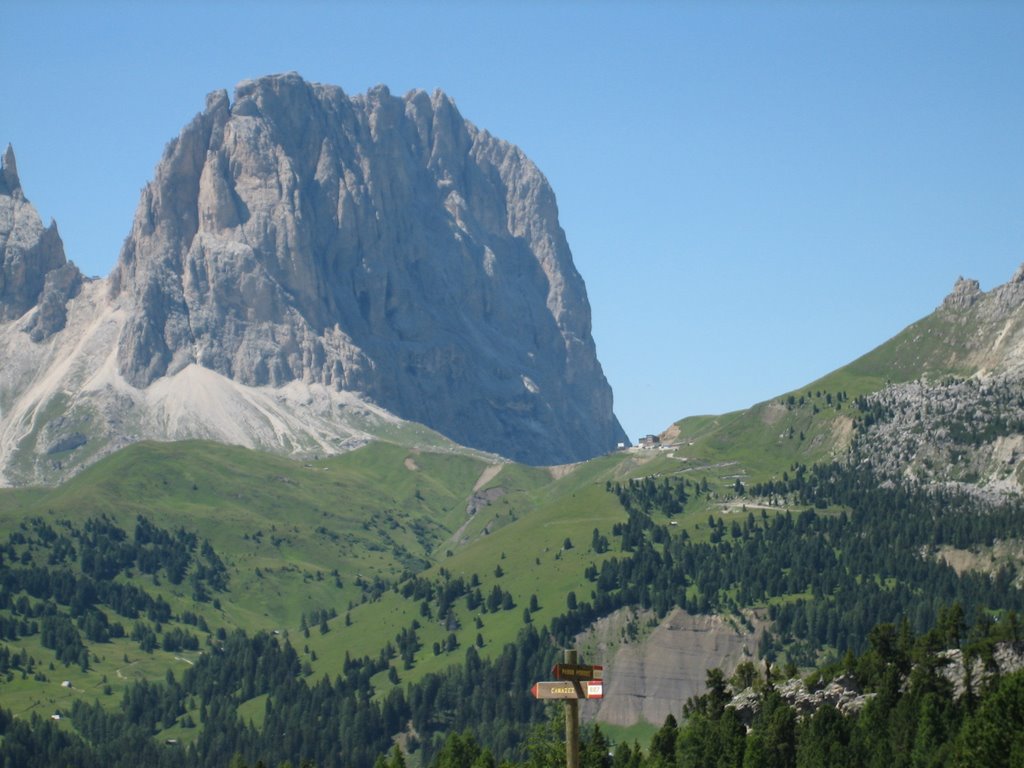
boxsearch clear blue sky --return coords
[4,2,1023,442]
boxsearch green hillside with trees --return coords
[0,430,1022,767]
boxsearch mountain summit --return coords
[0,145,81,340]
[0,74,626,484]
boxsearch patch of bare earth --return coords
[829,416,855,451]
[473,464,503,492]
[549,462,582,480]
[761,403,787,426]
[934,540,1024,588]
[576,607,764,727]
[443,465,509,550]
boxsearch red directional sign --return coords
[552,663,603,682]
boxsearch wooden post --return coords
[564,649,580,768]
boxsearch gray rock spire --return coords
[0,145,80,331]
[1,144,21,195]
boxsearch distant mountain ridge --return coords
[843,265,1024,383]
[0,73,627,485]
[667,263,1024,498]
[844,267,1024,494]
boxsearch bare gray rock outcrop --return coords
[850,269,1024,496]
[109,73,626,466]
[942,276,982,311]
[576,607,764,727]
[0,145,81,337]
[937,641,1024,697]
[728,673,873,729]
[728,642,1024,728]
[851,374,1024,496]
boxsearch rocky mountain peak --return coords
[1,144,22,196]
[942,275,982,311]
[0,146,80,335]
[107,73,626,465]
[935,267,1024,332]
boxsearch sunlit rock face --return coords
[110,73,627,465]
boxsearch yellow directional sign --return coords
[531,682,581,699]
[531,681,604,700]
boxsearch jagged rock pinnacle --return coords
[1,144,22,196]
[942,276,982,311]
[0,145,80,329]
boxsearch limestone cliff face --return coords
[110,73,626,465]
[0,145,81,339]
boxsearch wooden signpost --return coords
[531,650,604,768]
